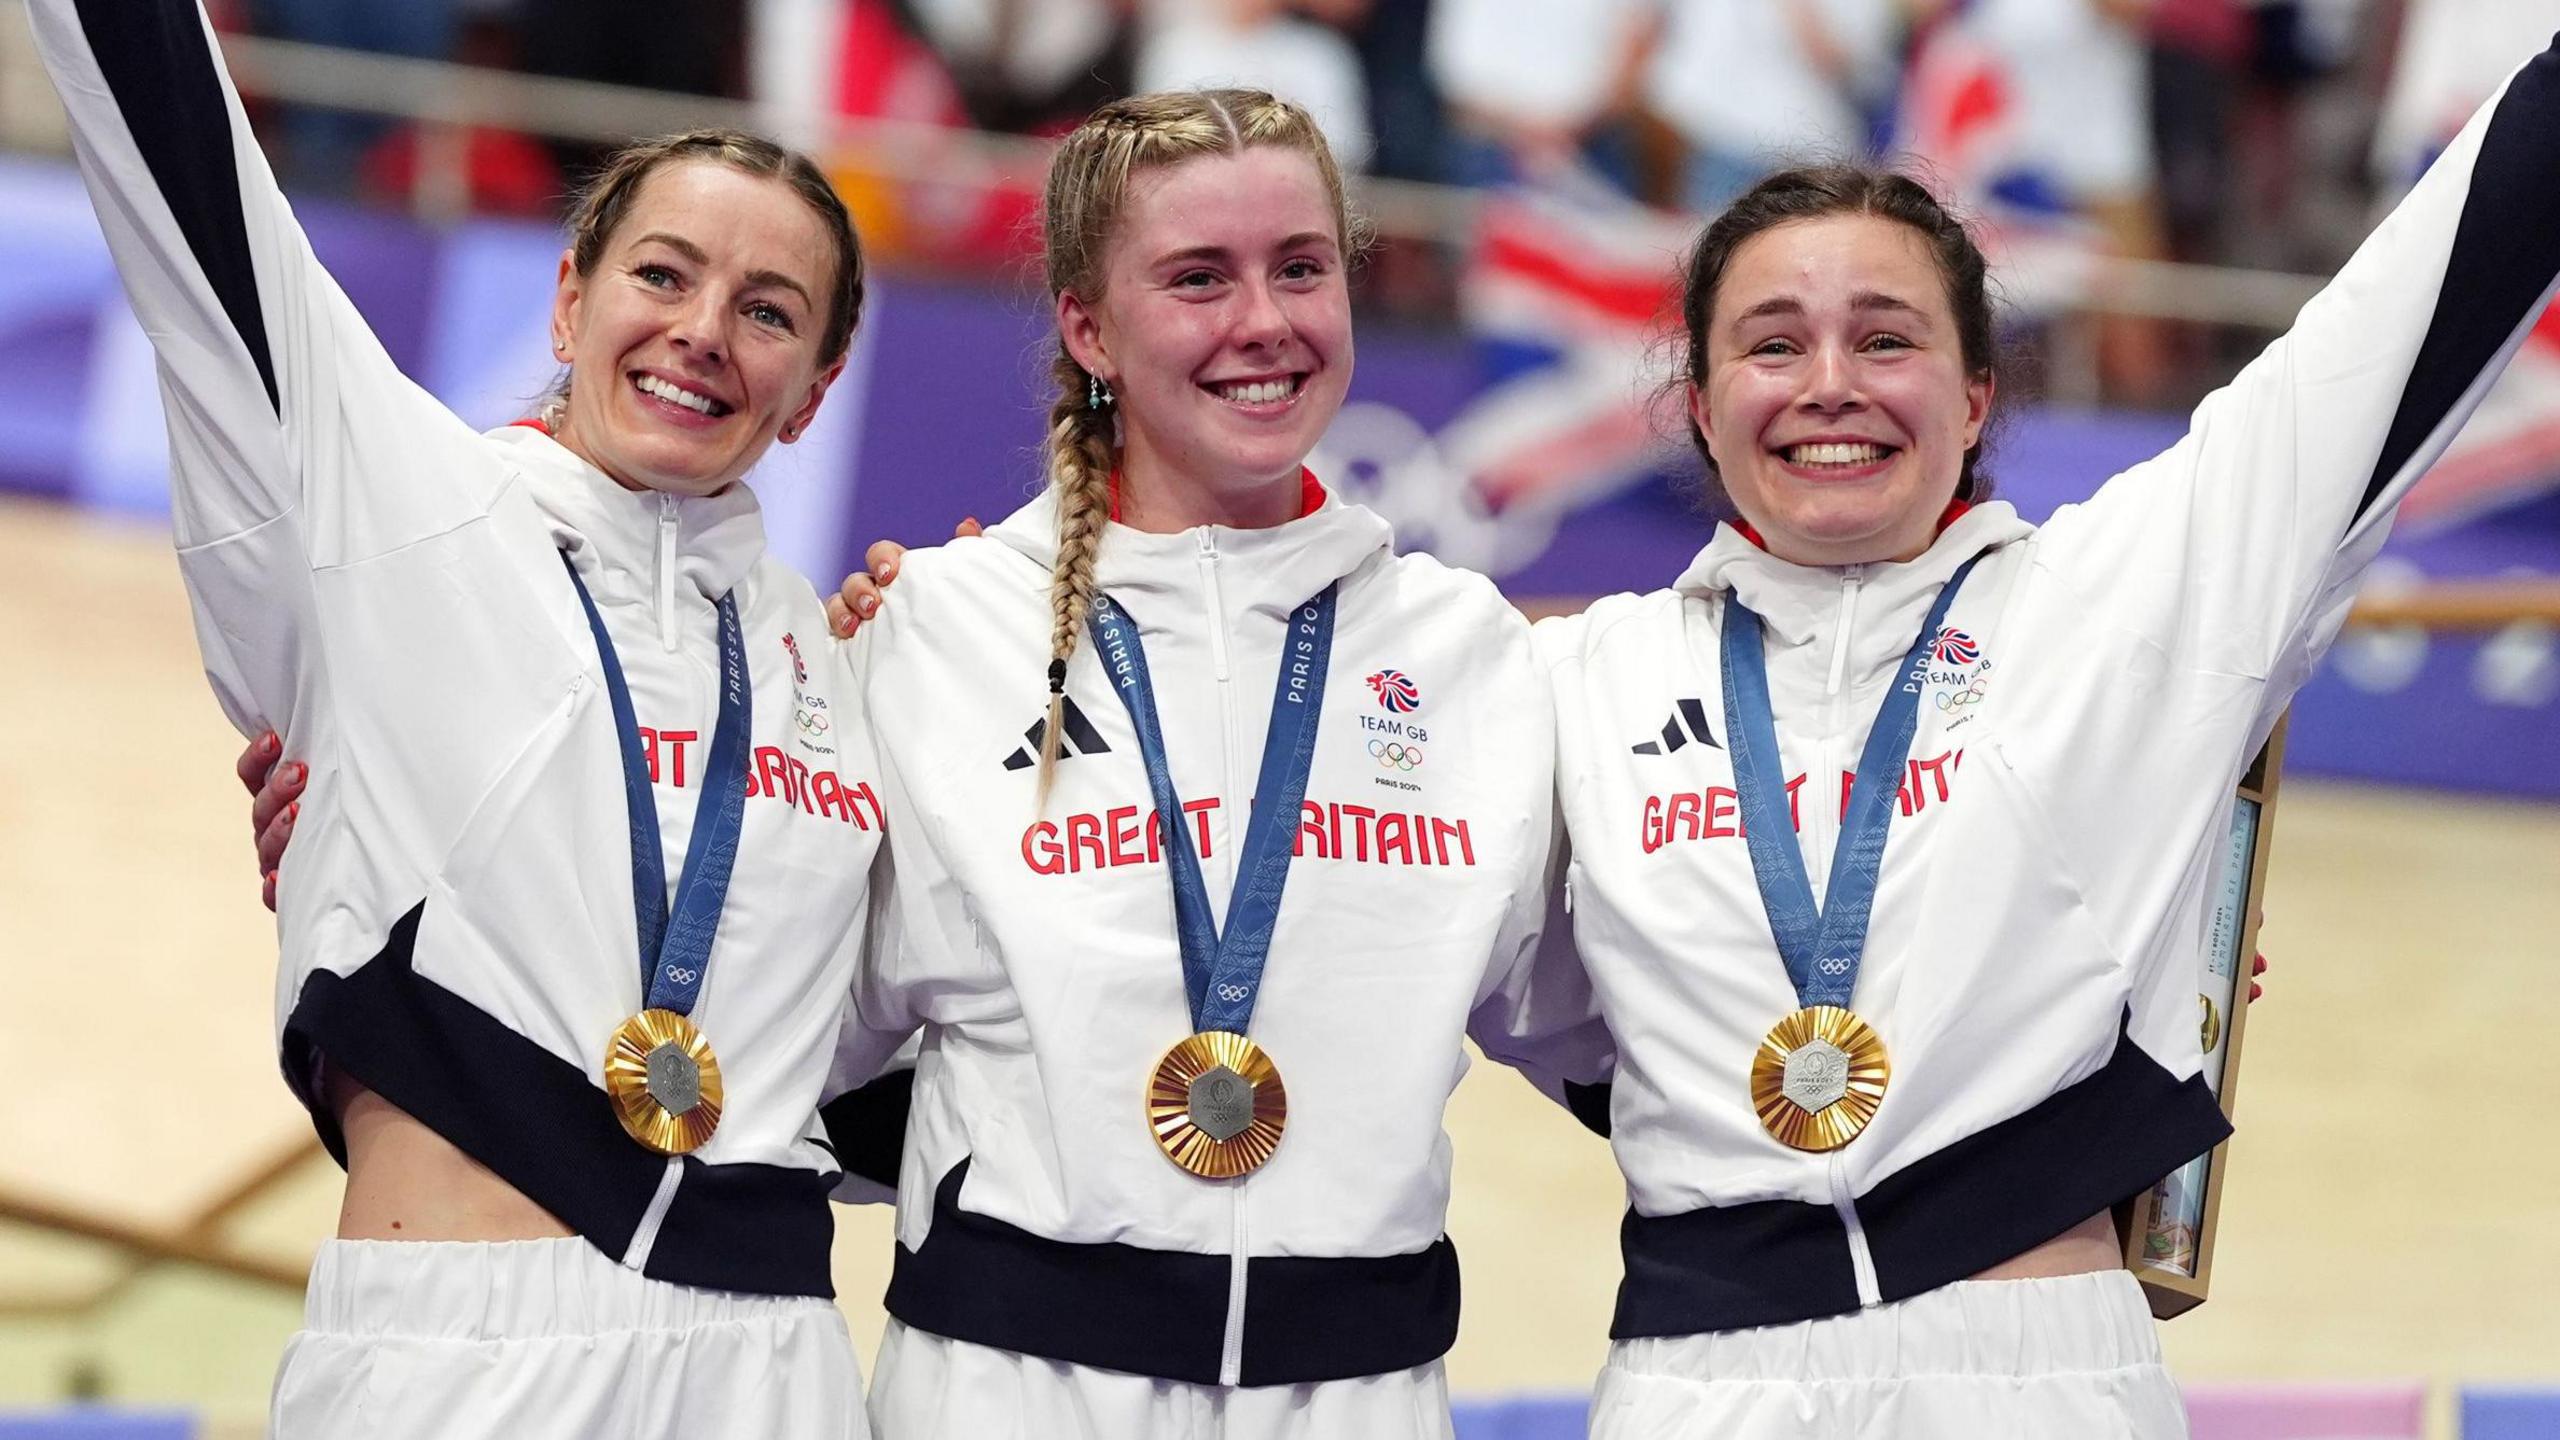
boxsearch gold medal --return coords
[1146,1031,1287,1179]
[1750,1005,1889,1152]
[604,1009,724,1155]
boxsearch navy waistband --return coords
[1612,1021,2232,1337]
[886,1157,1462,1387]
[284,902,839,1299]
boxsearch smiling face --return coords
[550,160,844,497]
[1056,146,1352,530]
[1693,213,1993,566]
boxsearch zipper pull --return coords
[658,492,682,652]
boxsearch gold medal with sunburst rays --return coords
[604,1009,724,1155]
[1146,1031,1287,1179]
[1750,1005,1890,1152]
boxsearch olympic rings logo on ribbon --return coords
[1216,983,1250,1003]
[662,965,700,986]
[1368,739,1423,771]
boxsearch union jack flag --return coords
[1448,171,1692,515]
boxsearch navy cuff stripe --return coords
[2362,35,2560,522]
[819,1068,913,1191]
[70,0,280,413]
[1563,1078,1613,1138]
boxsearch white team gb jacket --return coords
[35,0,886,1296]
[833,483,1611,1387]
[1542,34,2560,1338]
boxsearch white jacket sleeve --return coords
[30,0,499,739]
[1467,610,1616,1120]
[2039,31,2560,710]
[1466,805,1616,1127]
[821,841,917,1206]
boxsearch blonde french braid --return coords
[1037,350,1118,799]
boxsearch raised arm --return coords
[30,0,496,733]
[2048,31,2560,690]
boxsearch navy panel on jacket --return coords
[1612,1022,2230,1337]
[285,903,841,1299]
[887,1158,1464,1387]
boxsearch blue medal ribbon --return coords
[1088,585,1337,1035]
[1719,556,1982,1009]
[562,553,752,1017]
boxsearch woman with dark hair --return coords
[1540,32,2560,1434]
[33,2,889,1432]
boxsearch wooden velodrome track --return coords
[4,495,2557,1431]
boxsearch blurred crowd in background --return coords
[2,0,2546,408]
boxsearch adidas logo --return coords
[1002,696,1113,771]
[1631,699,1720,756]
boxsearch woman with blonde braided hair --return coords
[827,88,1611,1438]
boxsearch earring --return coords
[781,423,800,440]
[1087,373,1113,411]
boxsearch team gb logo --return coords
[1366,669,1421,713]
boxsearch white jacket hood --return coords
[492,422,767,611]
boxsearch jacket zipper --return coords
[656,491,682,652]
[621,1156,685,1272]
[1198,528,1252,1385]
[1828,1150,1882,1307]
[1807,567,1863,898]
[1818,568,1882,1305]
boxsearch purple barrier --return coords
[0,1414,194,1440]
[2184,1382,2427,1440]
[2461,1386,2560,1440]
[1451,1397,1586,1440]
[1449,1385,2437,1439]
[3,157,2552,796]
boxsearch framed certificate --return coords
[2120,717,2287,1319]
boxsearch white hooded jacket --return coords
[34,0,886,1298]
[1540,34,2560,1337]
[835,482,1609,1386]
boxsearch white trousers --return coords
[867,1320,1455,1440]
[1590,1270,2188,1440]
[271,1237,868,1440]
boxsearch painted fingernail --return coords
[290,763,307,784]
[285,802,299,824]
[260,732,279,756]
[858,595,877,615]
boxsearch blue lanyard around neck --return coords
[1087,585,1338,1035]
[1718,555,1982,1010]
[561,552,752,1016]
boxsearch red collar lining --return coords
[1732,497,1971,553]
[1106,468,1327,524]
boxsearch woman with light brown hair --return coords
[33,0,893,1432]
[824,88,1609,1438]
